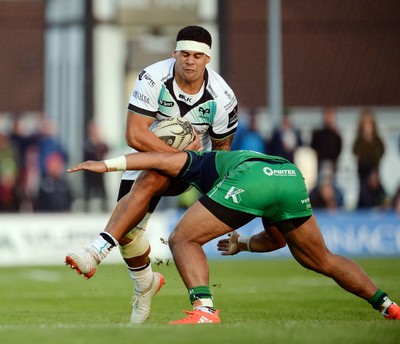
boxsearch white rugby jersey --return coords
[122,57,238,180]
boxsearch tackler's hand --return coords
[67,160,107,174]
[217,231,241,256]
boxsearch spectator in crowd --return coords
[9,115,41,211]
[83,120,109,212]
[393,185,400,214]
[35,152,73,212]
[310,106,342,174]
[357,168,391,209]
[37,118,69,177]
[20,144,41,211]
[352,109,385,181]
[231,109,266,153]
[0,132,20,211]
[309,161,344,210]
[395,136,400,213]
[268,111,302,163]
[9,115,32,171]
[352,109,385,208]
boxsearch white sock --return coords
[129,264,154,292]
[380,298,394,315]
[90,236,114,261]
[193,298,214,312]
[195,305,215,314]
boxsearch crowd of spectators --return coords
[0,108,399,213]
[232,107,399,213]
[0,114,109,213]
[0,115,72,212]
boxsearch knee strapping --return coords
[119,231,150,258]
[119,213,152,258]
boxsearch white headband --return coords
[175,40,211,56]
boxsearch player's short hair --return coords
[176,26,212,48]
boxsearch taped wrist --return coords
[103,156,127,172]
[238,236,252,252]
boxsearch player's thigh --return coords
[117,173,169,202]
[171,200,233,246]
[132,170,171,195]
[284,215,331,270]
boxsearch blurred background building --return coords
[0,0,399,212]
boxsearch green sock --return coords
[188,286,213,304]
[368,289,388,309]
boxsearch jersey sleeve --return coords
[208,82,239,140]
[127,69,162,119]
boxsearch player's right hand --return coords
[184,129,201,151]
[67,160,107,173]
[217,231,240,256]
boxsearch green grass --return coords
[0,258,399,344]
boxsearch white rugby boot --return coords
[65,233,116,279]
[130,272,165,324]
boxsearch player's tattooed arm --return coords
[211,135,234,151]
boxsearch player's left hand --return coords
[217,231,240,256]
[67,160,107,173]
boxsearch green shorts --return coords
[206,159,313,223]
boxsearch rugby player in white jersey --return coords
[66,25,238,324]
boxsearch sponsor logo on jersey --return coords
[227,107,238,128]
[224,96,237,111]
[179,94,192,103]
[159,99,174,107]
[132,91,150,104]
[207,84,218,99]
[224,186,245,204]
[138,69,155,86]
[138,70,146,80]
[301,197,312,209]
[224,89,233,100]
[263,167,297,176]
[199,107,211,115]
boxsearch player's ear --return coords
[172,50,178,58]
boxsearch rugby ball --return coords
[152,117,195,150]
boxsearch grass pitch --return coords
[0,258,399,344]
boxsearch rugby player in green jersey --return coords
[67,149,400,324]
